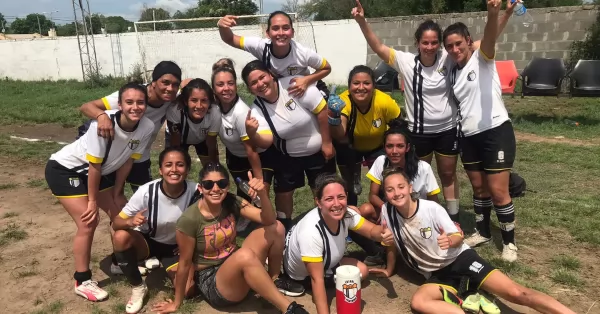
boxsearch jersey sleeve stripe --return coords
[86,153,103,164]
[349,216,365,231]
[208,132,218,136]
[101,97,111,110]
[479,48,495,60]
[312,99,327,114]
[387,48,397,65]
[118,211,132,219]
[241,135,250,141]
[427,188,441,196]
[258,130,273,135]
[366,172,381,185]
[319,59,328,69]
[239,36,245,49]
[301,256,324,263]
[131,153,142,160]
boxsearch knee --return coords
[505,285,533,305]
[235,247,260,265]
[112,230,133,251]
[77,220,98,235]
[266,220,286,239]
[410,294,426,313]
[437,168,456,184]
[358,203,376,219]
[357,262,369,280]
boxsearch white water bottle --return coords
[512,0,534,28]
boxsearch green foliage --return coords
[8,14,54,35]
[0,12,7,32]
[568,9,600,68]
[104,16,134,33]
[139,7,173,31]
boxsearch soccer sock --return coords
[446,199,460,222]
[473,196,493,238]
[495,202,516,245]
[74,270,92,285]
[111,253,118,265]
[115,248,143,286]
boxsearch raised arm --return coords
[239,171,277,226]
[480,0,503,59]
[217,15,243,49]
[472,0,516,51]
[352,0,392,65]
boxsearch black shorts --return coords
[195,264,241,308]
[411,128,460,158]
[127,159,153,187]
[226,149,274,185]
[334,142,384,168]
[460,121,516,173]
[182,141,209,158]
[273,151,337,193]
[45,160,115,198]
[425,249,497,296]
[140,232,178,271]
[316,80,331,99]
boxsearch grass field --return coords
[0,80,599,313]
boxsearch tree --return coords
[104,16,134,33]
[139,7,173,30]
[9,14,54,35]
[196,0,259,17]
[569,8,600,68]
[0,12,7,33]
[56,22,81,36]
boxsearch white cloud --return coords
[129,0,196,14]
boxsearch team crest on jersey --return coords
[69,177,80,188]
[438,65,448,76]
[420,227,432,239]
[497,150,505,162]
[128,139,140,150]
[225,127,234,136]
[285,99,297,111]
[342,280,358,303]
[372,118,382,128]
[467,70,477,81]
[200,128,209,135]
[287,66,299,76]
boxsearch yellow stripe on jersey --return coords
[366,172,381,185]
[239,36,245,49]
[349,216,365,231]
[427,188,441,196]
[118,211,132,219]
[258,130,273,135]
[387,48,397,65]
[86,153,103,164]
[241,135,250,141]
[101,97,111,110]
[479,48,495,60]
[319,59,328,69]
[208,132,218,136]
[301,256,324,263]
[312,99,327,114]
[131,153,142,160]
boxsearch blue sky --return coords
[1,0,287,24]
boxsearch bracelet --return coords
[328,116,341,126]
[96,112,107,119]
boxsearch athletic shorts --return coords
[273,151,337,193]
[411,128,460,158]
[127,159,152,187]
[334,142,384,168]
[460,121,516,173]
[226,149,274,185]
[316,80,331,99]
[140,232,178,271]
[182,141,209,158]
[425,249,497,297]
[195,264,241,308]
[45,160,115,198]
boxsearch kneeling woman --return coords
[167,78,220,165]
[45,83,154,301]
[111,147,199,313]
[283,174,392,314]
[370,168,575,314]
[152,162,308,314]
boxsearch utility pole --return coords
[152,9,156,31]
[36,15,42,35]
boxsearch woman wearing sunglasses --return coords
[152,161,307,314]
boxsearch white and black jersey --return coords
[119,179,200,245]
[240,37,328,78]
[284,207,365,280]
[102,87,173,162]
[450,49,510,136]
[388,49,456,134]
[166,104,221,145]
[219,97,264,157]
[50,110,153,175]
[381,199,468,277]
[366,156,441,199]
[251,77,327,157]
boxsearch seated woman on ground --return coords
[369,167,575,314]
[283,174,393,314]
[111,147,200,314]
[151,161,308,314]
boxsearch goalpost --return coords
[133,14,317,83]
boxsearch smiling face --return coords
[316,182,348,221]
[153,74,181,103]
[213,71,237,106]
[246,69,277,100]
[266,14,294,48]
[444,33,471,66]
[383,173,413,209]
[119,88,147,122]
[159,151,189,186]
[385,133,409,165]
[349,72,374,104]
[199,171,229,206]
[185,88,211,120]
[418,30,441,60]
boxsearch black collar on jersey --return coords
[266,42,293,60]
[184,108,206,125]
[115,110,141,133]
[317,208,345,236]
[219,95,239,115]
[159,179,188,200]
[416,51,439,68]
[386,198,420,220]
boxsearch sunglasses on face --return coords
[201,179,229,190]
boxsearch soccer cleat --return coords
[74,280,109,301]
[285,301,309,314]
[275,276,305,297]
[440,287,462,307]
[462,293,481,313]
[126,283,148,314]
[480,294,501,314]
[345,236,353,244]
[501,243,518,262]
[464,230,492,247]
[111,263,148,276]
[144,257,160,270]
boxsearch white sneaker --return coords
[111,264,148,276]
[464,230,492,247]
[126,283,148,314]
[144,257,160,270]
[501,243,518,262]
[74,280,108,301]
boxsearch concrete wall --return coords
[0,5,596,83]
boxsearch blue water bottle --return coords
[512,0,534,27]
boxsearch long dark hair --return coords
[198,161,241,217]
[176,78,214,111]
[415,20,442,46]
[211,64,238,111]
[384,118,419,183]
[158,146,192,171]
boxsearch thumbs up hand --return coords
[380,220,394,246]
[129,209,148,228]
[437,226,452,250]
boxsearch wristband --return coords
[96,112,107,119]
[328,116,341,126]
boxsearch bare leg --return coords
[59,196,98,273]
[241,221,286,279]
[339,257,368,280]
[410,284,464,314]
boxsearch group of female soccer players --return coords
[44,0,575,313]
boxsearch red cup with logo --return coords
[334,265,361,314]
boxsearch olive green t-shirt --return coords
[176,193,245,266]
